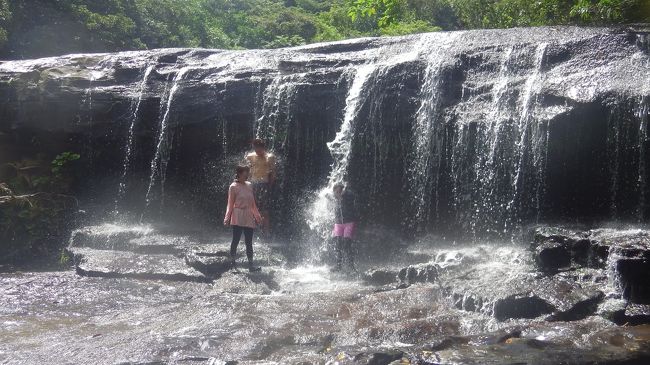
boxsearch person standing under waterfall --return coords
[245,139,276,237]
[332,182,359,272]
[224,165,263,272]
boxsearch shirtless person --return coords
[245,139,276,236]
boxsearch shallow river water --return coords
[2,240,650,364]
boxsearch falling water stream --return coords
[307,64,378,243]
[407,34,459,227]
[509,43,548,222]
[115,64,155,215]
[637,95,649,221]
[143,67,191,213]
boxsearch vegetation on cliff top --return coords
[0,0,648,59]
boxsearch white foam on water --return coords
[72,223,154,237]
[272,265,360,294]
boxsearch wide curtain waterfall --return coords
[1,26,649,241]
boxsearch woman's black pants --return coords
[231,225,254,262]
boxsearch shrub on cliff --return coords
[0,152,80,264]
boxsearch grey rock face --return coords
[1,27,649,237]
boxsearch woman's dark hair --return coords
[235,165,250,180]
[252,138,266,148]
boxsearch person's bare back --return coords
[245,151,276,183]
[245,139,276,238]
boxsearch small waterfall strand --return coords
[115,64,155,215]
[637,95,649,221]
[143,67,191,212]
[509,43,548,225]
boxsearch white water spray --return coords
[307,64,377,242]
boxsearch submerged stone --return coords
[397,263,437,285]
[70,224,154,251]
[184,248,232,277]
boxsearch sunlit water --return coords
[3,231,648,364]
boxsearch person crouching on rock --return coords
[224,165,263,272]
[332,182,359,272]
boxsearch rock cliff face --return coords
[1,26,649,237]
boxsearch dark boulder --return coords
[531,226,600,272]
[494,294,555,321]
[531,227,650,304]
[397,263,438,285]
[362,269,398,286]
[443,265,604,321]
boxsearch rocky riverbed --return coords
[2,225,650,364]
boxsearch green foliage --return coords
[380,20,440,36]
[569,0,638,23]
[59,248,72,266]
[347,0,405,27]
[51,152,80,177]
[0,0,647,59]
[0,152,80,264]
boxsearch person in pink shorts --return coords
[332,182,358,272]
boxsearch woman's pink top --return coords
[224,181,262,228]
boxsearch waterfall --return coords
[4,28,648,239]
[450,44,549,235]
[327,65,376,186]
[637,95,649,221]
[255,73,304,150]
[115,64,155,215]
[144,67,191,211]
[407,34,458,228]
[510,43,548,223]
[307,64,377,244]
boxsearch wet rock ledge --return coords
[66,224,285,289]
[357,226,650,327]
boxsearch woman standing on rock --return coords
[224,165,263,272]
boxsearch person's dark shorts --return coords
[252,182,271,211]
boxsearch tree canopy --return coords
[1,0,648,59]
